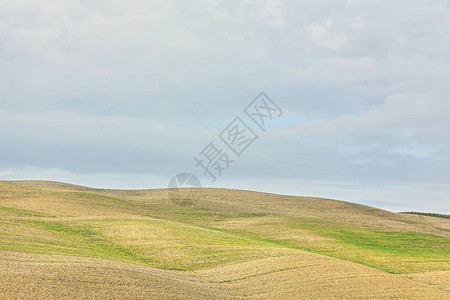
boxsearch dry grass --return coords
[1,251,448,299]
[0,251,225,300]
[407,270,450,292]
[0,180,449,299]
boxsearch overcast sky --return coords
[1,0,449,212]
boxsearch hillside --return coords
[0,180,449,299]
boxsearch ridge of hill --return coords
[0,180,448,298]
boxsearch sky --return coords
[1,0,449,213]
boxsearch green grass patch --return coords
[0,217,289,270]
[205,216,449,273]
[265,220,449,273]
[0,219,163,268]
[0,206,57,217]
[319,228,449,257]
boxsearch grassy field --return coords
[0,180,449,299]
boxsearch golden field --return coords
[0,180,448,299]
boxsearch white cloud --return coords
[1,0,449,212]
[0,109,212,157]
[308,19,347,50]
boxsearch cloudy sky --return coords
[1,0,449,212]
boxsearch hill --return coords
[0,180,449,299]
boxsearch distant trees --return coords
[400,212,450,219]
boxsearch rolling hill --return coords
[0,180,449,299]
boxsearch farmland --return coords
[0,180,448,299]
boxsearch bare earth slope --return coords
[0,180,449,299]
[1,251,449,299]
